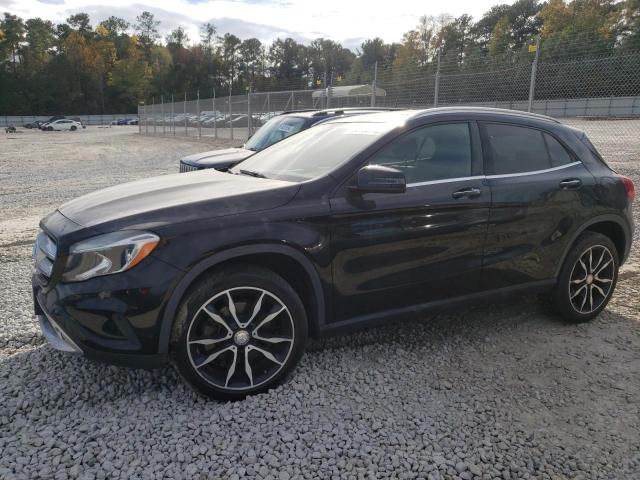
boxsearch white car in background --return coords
[44,119,82,131]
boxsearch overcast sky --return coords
[2,0,506,50]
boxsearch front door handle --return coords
[559,178,582,189]
[452,187,481,199]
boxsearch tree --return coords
[99,16,130,38]
[135,11,160,57]
[1,13,25,70]
[239,38,263,88]
[201,22,216,52]
[218,33,242,89]
[166,27,190,49]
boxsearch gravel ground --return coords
[1,125,639,480]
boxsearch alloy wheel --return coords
[186,287,295,391]
[568,245,615,314]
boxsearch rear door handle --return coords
[452,187,481,199]
[559,178,582,189]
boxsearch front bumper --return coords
[32,221,184,368]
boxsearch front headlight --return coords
[62,231,159,282]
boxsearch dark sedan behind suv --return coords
[179,108,393,173]
[33,107,634,400]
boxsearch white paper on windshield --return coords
[278,124,296,133]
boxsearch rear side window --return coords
[543,133,572,167]
[483,123,573,175]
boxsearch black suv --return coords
[179,108,393,173]
[33,108,634,400]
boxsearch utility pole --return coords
[433,49,441,108]
[528,35,542,113]
[371,61,378,107]
[197,90,201,139]
[213,87,217,139]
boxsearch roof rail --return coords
[417,106,560,123]
[278,107,401,116]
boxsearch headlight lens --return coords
[62,231,159,282]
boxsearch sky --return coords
[1,0,505,51]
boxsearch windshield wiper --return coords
[238,169,267,178]
[245,146,259,152]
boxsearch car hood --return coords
[181,147,253,170]
[58,170,299,231]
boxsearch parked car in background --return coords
[24,120,45,129]
[70,117,86,128]
[5,125,16,133]
[43,119,82,131]
[32,107,635,400]
[179,108,396,172]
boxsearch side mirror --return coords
[351,165,406,194]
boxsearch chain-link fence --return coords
[139,40,640,160]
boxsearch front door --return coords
[328,121,491,323]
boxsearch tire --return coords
[172,265,308,401]
[553,231,619,323]
[71,125,77,131]
[47,126,53,131]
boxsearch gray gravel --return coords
[1,126,639,479]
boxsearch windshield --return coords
[244,116,307,151]
[232,122,391,182]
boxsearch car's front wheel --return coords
[173,265,308,400]
[553,231,619,323]
[71,125,77,131]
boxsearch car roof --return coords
[325,107,561,126]
[279,107,399,120]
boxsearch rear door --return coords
[479,122,596,289]
[328,121,491,322]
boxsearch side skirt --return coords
[318,279,556,338]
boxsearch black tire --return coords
[70,125,77,131]
[172,265,308,401]
[47,126,53,131]
[553,231,619,323]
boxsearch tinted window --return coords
[244,116,307,151]
[231,122,391,182]
[368,123,472,184]
[543,133,573,167]
[485,124,552,174]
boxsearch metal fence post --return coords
[197,90,202,139]
[139,105,142,134]
[528,36,541,113]
[171,94,175,135]
[161,95,165,135]
[152,97,156,134]
[145,102,149,134]
[184,92,187,137]
[371,61,378,107]
[229,87,234,141]
[434,50,441,107]
[247,89,252,137]
[267,92,271,118]
[213,88,217,139]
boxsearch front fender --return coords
[156,243,326,354]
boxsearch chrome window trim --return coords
[407,176,484,188]
[405,161,582,188]
[486,161,581,179]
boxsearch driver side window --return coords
[368,123,472,184]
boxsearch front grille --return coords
[33,232,57,279]
[180,162,200,173]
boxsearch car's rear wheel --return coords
[173,265,307,400]
[553,231,619,323]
